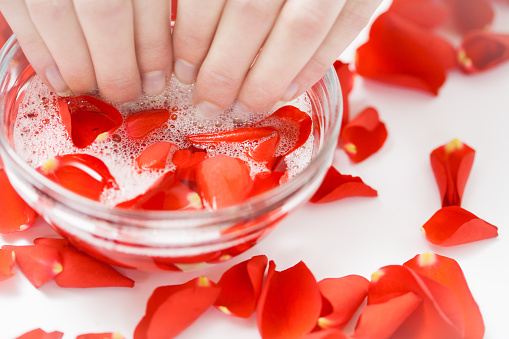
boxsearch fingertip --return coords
[174,58,198,84]
[280,81,299,102]
[195,101,222,118]
[142,71,167,96]
[45,65,72,97]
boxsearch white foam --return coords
[13,75,314,206]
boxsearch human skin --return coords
[0,0,382,115]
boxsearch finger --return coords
[290,0,383,100]
[25,0,96,95]
[74,0,141,103]
[193,0,286,116]
[172,0,225,84]
[0,0,72,96]
[133,0,172,96]
[237,0,345,112]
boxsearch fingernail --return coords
[45,65,72,96]
[235,101,251,115]
[196,101,222,118]
[142,71,166,96]
[174,58,198,84]
[281,82,299,102]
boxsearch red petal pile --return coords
[355,12,456,95]
[2,237,134,288]
[355,0,509,93]
[352,253,484,339]
[133,252,483,339]
[424,139,498,246]
[310,166,377,203]
[214,255,268,317]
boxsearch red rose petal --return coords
[54,246,134,288]
[187,126,278,144]
[340,107,387,163]
[33,237,69,250]
[459,31,509,73]
[135,141,176,170]
[0,248,15,281]
[116,171,203,211]
[333,60,354,130]
[58,95,123,148]
[2,244,62,288]
[76,333,125,339]
[388,0,451,29]
[268,105,312,157]
[317,275,369,329]
[421,206,498,246]
[310,166,377,203]
[171,149,207,181]
[125,109,170,139]
[214,255,268,318]
[16,329,64,339]
[351,292,422,339]
[452,0,494,32]
[303,329,348,339]
[249,171,285,197]
[430,138,475,207]
[355,12,456,95]
[196,154,253,210]
[247,133,280,166]
[367,264,464,339]
[134,276,220,339]
[37,153,118,201]
[404,253,485,339]
[257,261,322,339]
[0,168,38,233]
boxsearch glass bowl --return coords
[0,36,342,271]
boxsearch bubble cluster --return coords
[13,75,314,206]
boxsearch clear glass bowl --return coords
[0,36,342,271]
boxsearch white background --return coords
[2,0,509,338]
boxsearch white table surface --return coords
[2,1,509,338]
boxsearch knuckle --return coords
[283,5,327,40]
[229,0,274,22]
[201,67,240,94]
[74,0,130,20]
[343,0,383,31]
[26,0,72,20]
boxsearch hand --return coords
[0,0,173,103]
[172,0,383,117]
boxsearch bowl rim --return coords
[0,36,343,227]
